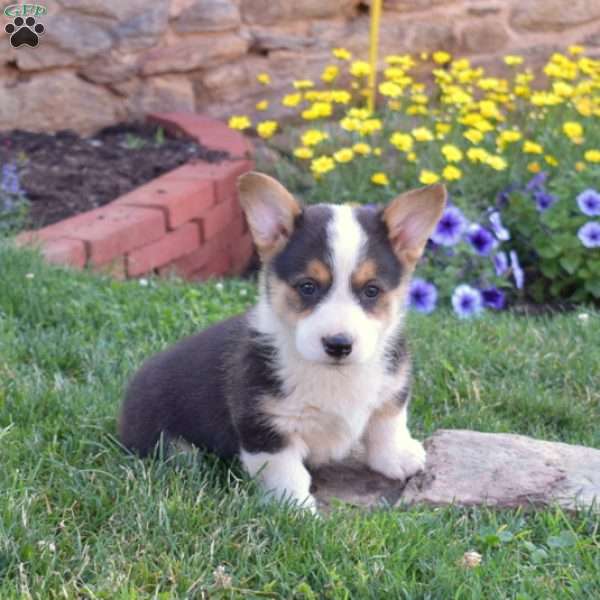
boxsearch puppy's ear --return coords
[383,184,446,265]
[238,172,302,260]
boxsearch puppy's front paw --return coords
[367,436,426,481]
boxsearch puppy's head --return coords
[239,172,445,365]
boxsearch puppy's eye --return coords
[297,279,318,297]
[363,283,381,299]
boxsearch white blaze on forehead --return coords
[327,205,366,291]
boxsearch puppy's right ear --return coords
[238,172,302,260]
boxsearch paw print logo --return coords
[5,16,45,48]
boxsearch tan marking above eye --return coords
[351,259,378,289]
[305,259,331,286]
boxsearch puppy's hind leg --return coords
[240,442,316,513]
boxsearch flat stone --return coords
[310,430,600,512]
[172,0,240,33]
[11,13,114,70]
[0,71,120,135]
[240,0,356,25]
[511,0,600,32]
[461,20,510,54]
[140,34,248,75]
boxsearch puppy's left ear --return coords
[238,172,302,260]
[383,184,447,265]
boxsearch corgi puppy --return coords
[119,172,446,512]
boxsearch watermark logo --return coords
[3,4,46,47]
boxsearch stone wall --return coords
[1,0,600,134]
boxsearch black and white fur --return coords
[119,172,446,512]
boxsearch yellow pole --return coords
[367,0,383,113]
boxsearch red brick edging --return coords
[16,113,255,280]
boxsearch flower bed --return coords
[230,46,600,314]
[10,114,255,280]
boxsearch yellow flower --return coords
[443,165,462,181]
[433,51,451,65]
[282,93,302,107]
[388,100,402,111]
[545,155,559,166]
[301,102,332,120]
[407,105,429,116]
[389,132,413,152]
[419,170,440,185]
[504,55,524,66]
[441,144,463,162]
[530,91,562,106]
[575,161,586,172]
[473,119,494,133]
[353,142,372,155]
[563,121,584,144]
[527,162,541,173]
[485,155,507,171]
[371,172,389,186]
[359,118,382,136]
[523,141,543,154]
[332,47,352,61]
[347,108,371,119]
[340,117,361,132]
[411,127,434,142]
[228,115,251,130]
[584,150,600,163]
[463,129,484,144]
[373,147,382,157]
[311,155,335,177]
[568,45,584,56]
[321,65,340,83]
[497,130,522,145]
[256,72,271,85]
[436,123,452,135]
[406,152,417,163]
[379,81,403,98]
[256,120,278,139]
[334,148,355,163]
[301,129,329,147]
[293,79,315,89]
[350,61,372,77]
[553,81,574,98]
[467,147,490,163]
[294,147,313,160]
[255,100,269,111]
[331,90,352,104]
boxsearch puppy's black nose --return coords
[322,334,353,358]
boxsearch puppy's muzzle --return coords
[322,334,353,359]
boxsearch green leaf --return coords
[559,254,582,275]
[584,279,600,298]
[547,531,577,549]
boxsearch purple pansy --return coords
[466,224,496,256]
[576,189,600,217]
[489,211,510,241]
[493,251,509,276]
[431,206,467,247]
[1,163,23,196]
[409,278,438,314]
[452,285,483,319]
[533,189,557,212]
[525,171,548,192]
[577,222,600,248]
[509,250,525,289]
[481,287,506,310]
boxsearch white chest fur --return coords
[264,354,393,465]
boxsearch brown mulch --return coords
[0,122,228,229]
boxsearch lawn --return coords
[1,241,599,599]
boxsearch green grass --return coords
[1,242,599,599]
